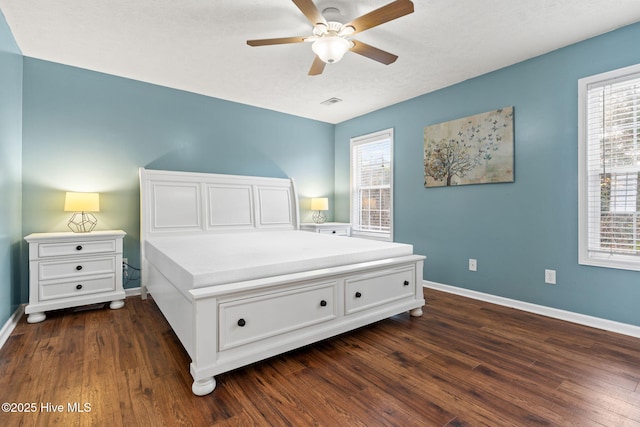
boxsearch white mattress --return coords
[145,231,414,289]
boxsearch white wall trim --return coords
[0,304,25,350]
[424,281,640,339]
[125,287,142,297]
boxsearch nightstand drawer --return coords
[39,257,116,281]
[38,239,117,258]
[40,276,116,301]
[318,228,349,236]
[301,222,351,236]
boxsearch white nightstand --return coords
[301,222,351,236]
[24,230,126,323]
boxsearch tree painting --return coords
[424,107,514,187]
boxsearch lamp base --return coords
[67,212,97,233]
[312,211,326,224]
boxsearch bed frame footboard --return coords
[148,255,425,396]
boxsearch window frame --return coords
[578,63,640,271]
[350,128,394,241]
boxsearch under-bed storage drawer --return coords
[219,281,338,351]
[345,266,416,315]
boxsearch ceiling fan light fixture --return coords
[313,23,328,36]
[312,36,350,63]
[246,0,415,75]
[338,25,355,37]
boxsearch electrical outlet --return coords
[469,259,477,272]
[545,269,556,285]
[122,258,128,277]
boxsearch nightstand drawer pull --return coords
[237,318,246,327]
[320,299,327,307]
[76,284,83,290]
[76,245,83,251]
[76,265,83,271]
[332,230,336,234]
[355,291,362,298]
[404,280,410,286]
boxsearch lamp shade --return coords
[311,197,329,211]
[312,36,350,63]
[64,192,100,212]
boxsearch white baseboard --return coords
[424,281,640,339]
[125,287,142,297]
[0,304,25,350]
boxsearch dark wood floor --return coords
[1,289,639,426]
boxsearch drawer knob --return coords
[404,280,410,286]
[76,284,83,290]
[76,245,83,251]
[75,265,83,271]
[237,318,246,327]
[320,300,327,307]
[332,230,336,234]
[355,291,362,298]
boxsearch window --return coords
[350,129,393,241]
[578,64,640,271]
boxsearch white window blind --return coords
[350,129,393,240]
[579,64,640,270]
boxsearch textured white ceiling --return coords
[1,0,640,124]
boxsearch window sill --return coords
[579,253,640,272]
[351,230,393,242]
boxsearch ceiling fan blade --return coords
[308,55,326,76]
[292,0,327,26]
[350,40,398,65]
[344,0,414,35]
[247,36,307,47]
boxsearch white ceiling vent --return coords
[321,97,343,106]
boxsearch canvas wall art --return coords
[424,106,514,187]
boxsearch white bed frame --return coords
[139,168,425,396]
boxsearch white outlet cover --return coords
[545,269,556,284]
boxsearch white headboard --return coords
[139,168,300,239]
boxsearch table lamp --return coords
[64,192,100,232]
[311,197,328,224]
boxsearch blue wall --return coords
[5,18,640,330]
[0,11,22,326]
[21,59,335,296]
[335,22,640,326]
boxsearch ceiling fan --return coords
[246,0,415,76]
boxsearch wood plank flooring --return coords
[1,289,639,426]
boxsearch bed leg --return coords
[192,377,216,396]
[409,307,423,317]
